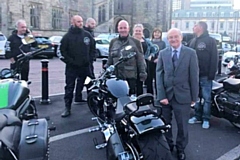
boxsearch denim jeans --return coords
[195,77,212,121]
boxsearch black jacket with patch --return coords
[5,32,36,60]
[189,31,218,80]
[60,27,95,68]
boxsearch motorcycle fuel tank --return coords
[106,78,129,98]
[0,79,29,109]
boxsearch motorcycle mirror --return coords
[84,76,92,85]
[0,68,13,79]
[21,34,35,45]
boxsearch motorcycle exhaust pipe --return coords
[107,131,125,160]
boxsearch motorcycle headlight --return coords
[84,76,92,85]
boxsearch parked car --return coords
[222,42,232,53]
[31,36,55,59]
[0,32,7,58]
[97,33,119,42]
[94,37,110,57]
[49,36,62,56]
[222,45,240,66]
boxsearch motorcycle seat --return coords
[212,80,223,91]
[115,96,153,121]
[0,109,21,151]
[223,78,240,93]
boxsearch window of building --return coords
[175,13,179,17]
[145,1,150,12]
[52,8,63,30]
[186,12,190,17]
[30,3,41,29]
[186,22,189,29]
[220,22,224,29]
[220,12,224,17]
[98,5,106,24]
[109,0,113,19]
[174,22,178,28]
[229,22,233,29]
[69,10,78,27]
[194,12,197,17]
[203,12,206,17]
[212,12,215,17]
[230,12,233,17]
[117,0,123,11]
[211,22,215,30]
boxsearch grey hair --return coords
[15,19,26,27]
[167,28,183,37]
[133,23,144,30]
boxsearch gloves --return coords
[139,72,147,81]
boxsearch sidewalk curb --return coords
[216,144,240,160]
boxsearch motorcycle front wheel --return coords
[87,91,104,121]
[138,132,172,160]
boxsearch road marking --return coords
[50,126,98,143]
[216,144,240,160]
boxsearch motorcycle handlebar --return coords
[17,47,46,62]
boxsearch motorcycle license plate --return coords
[38,45,48,49]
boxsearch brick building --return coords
[0,0,170,38]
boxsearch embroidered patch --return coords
[84,37,90,45]
[197,42,206,50]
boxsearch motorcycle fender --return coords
[130,114,165,135]
[106,131,125,160]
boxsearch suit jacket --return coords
[156,45,199,104]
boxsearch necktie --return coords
[172,50,178,68]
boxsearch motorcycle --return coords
[85,45,172,160]
[0,36,46,120]
[0,36,51,160]
[202,78,240,129]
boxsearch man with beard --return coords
[106,20,147,95]
[60,15,95,117]
[74,18,97,105]
[83,18,96,37]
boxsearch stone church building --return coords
[0,0,171,38]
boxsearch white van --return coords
[0,32,7,58]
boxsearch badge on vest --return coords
[84,37,90,45]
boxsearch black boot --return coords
[61,107,71,118]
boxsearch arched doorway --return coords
[115,19,123,33]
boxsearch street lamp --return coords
[169,0,173,30]
[216,6,220,33]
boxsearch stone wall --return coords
[0,0,170,37]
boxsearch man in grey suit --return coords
[156,28,199,160]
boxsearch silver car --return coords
[94,38,110,57]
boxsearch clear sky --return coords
[234,0,240,9]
